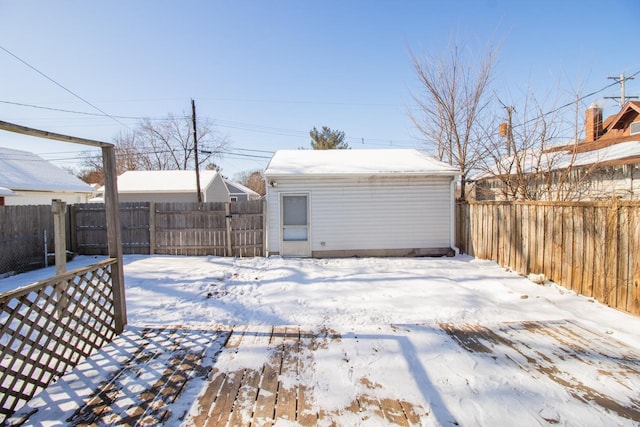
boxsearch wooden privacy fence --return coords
[0,205,72,275]
[0,259,121,423]
[72,200,265,257]
[456,200,640,316]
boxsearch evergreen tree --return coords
[309,126,349,150]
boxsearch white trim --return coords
[450,178,460,255]
[279,192,311,257]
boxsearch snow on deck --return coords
[4,255,640,426]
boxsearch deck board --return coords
[10,321,640,426]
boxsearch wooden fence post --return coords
[225,202,233,256]
[102,146,126,333]
[605,197,620,306]
[149,201,156,255]
[52,199,67,275]
[52,199,69,317]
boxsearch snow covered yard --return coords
[6,254,640,426]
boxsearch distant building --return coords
[225,180,261,201]
[0,147,94,205]
[475,101,640,201]
[264,149,460,258]
[93,170,261,203]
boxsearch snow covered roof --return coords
[571,140,640,167]
[476,140,640,180]
[0,186,15,196]
[265,149,460,176]
[114,170,220,193]
[0,147,94,193]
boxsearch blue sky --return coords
[0,0,638,179]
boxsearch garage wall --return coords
[266,175,455,256]
[5,191,93,206]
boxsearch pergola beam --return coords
[0,120,113,148]
[0,119,127,332]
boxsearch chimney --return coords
[585,104,603,142]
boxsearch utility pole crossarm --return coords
[605,72,638,106]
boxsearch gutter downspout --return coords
[450,177,460,255]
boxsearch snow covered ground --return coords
[4,254,640,426]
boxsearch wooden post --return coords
[0,119,128,331]
[52,199,69,317]
[263,198,268,257]
[52,199,67,275]
[148,201,156,255]
[103,146,127,333]
[225,202,233,256]
[67,204,77,254]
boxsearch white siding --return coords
[5,191,92,206]
[266,175,454,254]
[119,192,200,203]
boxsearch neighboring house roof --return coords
[474,140,640,180]
[608,101,640,131]
[0,187,15,196]
[478,101,640,180]
[224,179,260,197]
[265,149,460,176]
[114,170,220,193]
[0,147,93,193]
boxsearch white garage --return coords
[264,149,460,257]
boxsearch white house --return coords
[264,149,460,257]
[0,147,94,205]
[99,170,228,203]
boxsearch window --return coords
[230,196,238,202]
[282,195,308,241]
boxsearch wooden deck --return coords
[8,321,640,426]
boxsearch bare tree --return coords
[478,103,557,200]
[134,113,229,170]
[234,169,266,196]
[476,90,596,201]
[78,112,229,184]
[77,134,140,184]
[409,42,496,200]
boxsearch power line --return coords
[0,100,138,119]
[0,45,128,128]
[515,69,640,128]
[0,145,273,164]
[195,96,404,108]
[0,98,419,147]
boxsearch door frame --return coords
[279,192,311,257]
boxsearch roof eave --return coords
[264,171,460,178]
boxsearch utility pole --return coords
[191,99,202,203]
[605,72,638,106]
[500,105,515,156]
